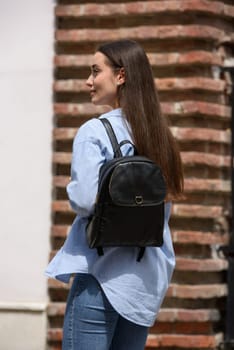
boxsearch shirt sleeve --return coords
[66,120,106,217]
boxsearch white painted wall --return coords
[0,1,54,348]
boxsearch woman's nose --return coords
[86,74,93,87]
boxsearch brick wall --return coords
[48,1,234,349]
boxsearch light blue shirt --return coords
[45,108,175,327]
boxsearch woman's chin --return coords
[91,98,114,109]
[91,99,104,106]
[90,96,99,105]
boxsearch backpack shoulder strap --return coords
[100,118,136,157]
[100,118,122,158]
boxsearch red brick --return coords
[54,102,107,117]
[53,79,81,92]
[52,200,71,213]
[47,302,66,317]
[154,321,214,335]
[53,152,71,165]
[175,50,221,65]
[54,79,85,92]
[146,332,223,348]
[53,176,70,188]
[172,230,229,245]
[178,0,223,15]
[175,257,228,271]
[181,151,230,168]
[184,178,230,193]
[48,278,70,290]
[55,51,222,68]
[167,283,227,299]
[157,77,225,92]
[47,328,63,342]
[157,308,220,322]
[172,204,224,219]
[51,225,70,238]
[47,345,61,350]
[54,54,93,67]
[55,25,224,43]
[53,128,77,141]
[162,101,231,120]
[124,2,145,14]
[55,1,234,19]
[171,127,230,144]
[148,50,222,66]
[224,3,234,17]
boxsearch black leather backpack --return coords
[86,118,166,261]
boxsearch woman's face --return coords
[86,52,123,109]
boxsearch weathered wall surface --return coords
[0,1,54,349]
[48,1,233,349]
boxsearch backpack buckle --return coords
[135,196,143,205]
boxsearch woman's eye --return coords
[92,69,99,77]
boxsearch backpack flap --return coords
[86,156,166,249]
[109,158,166,206]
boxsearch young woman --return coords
[45,39,184,350]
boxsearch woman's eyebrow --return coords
[91,64,99,70]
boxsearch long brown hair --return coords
[97,39,184,199]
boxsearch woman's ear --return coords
[117,67,125,86]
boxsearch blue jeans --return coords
[62,273,148,350]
